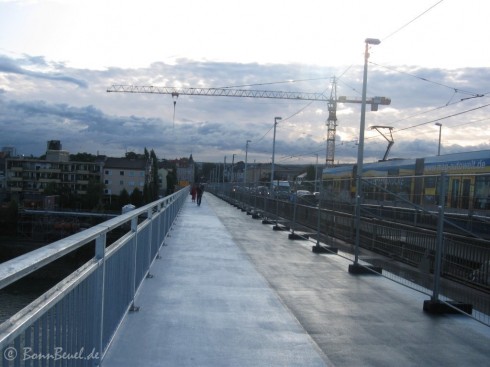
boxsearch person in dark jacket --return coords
[190,184,197,202]
[196,184,204,206]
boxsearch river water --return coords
[0,278,58,324]
[0,238,73,324]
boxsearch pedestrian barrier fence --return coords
[0,187,189,367]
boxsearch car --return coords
[272,181,291,199]
[297,194,318,205]
[296,190,311,197]
[256,186,269,196]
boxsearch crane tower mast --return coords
[107,83,390,166]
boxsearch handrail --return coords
[0,187,189,366]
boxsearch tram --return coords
[322,150,490,211]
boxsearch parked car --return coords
[256,186,269,196]
[272,180,291,199]
[297,194,318,206]
[296,190,311,197]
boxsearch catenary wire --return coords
[382,0,446,43]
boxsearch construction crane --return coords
[107,81,391,166]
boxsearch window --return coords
[105,170,111,175]
[120,180,124,185]
[120,171,125,176]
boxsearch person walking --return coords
[196,183,204,206]
[190,184,197,202]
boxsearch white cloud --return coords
[1,54,489,165]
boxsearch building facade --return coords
[174,154,195,187]
[102,157,151,196]
[5,157,103,206]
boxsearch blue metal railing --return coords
[0,187,188,366]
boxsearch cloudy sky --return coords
[1,0,489,166]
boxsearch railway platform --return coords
[102,193,490,367]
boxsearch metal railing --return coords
[0,187,189,366]
[208,179,490,326]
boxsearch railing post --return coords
[94,232,106,365]
[312,178,338,254]
[156,203,162,258]
[432,172,447,302]
[422,172,471,314]
[146,208,154,278]
[130,217,140,312]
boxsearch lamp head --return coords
[365,38,381,45]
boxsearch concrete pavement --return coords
[103,192,490,367]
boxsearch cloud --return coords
[1,54,490,164]
[0,55,88,88]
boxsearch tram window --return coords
[424,176,436,188]
[474,175,490,209]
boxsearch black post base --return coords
[423,299,473,314]
[288,232,309,240]
[312,245,338,254]
[348,263,382,275]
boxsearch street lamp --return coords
[223,156,226,184]
[435,123,442,156]
[270,117,281,196]
[231,154,236,182]
[314,153,319,193]
[245,140,251,187]
[352,38,380,271]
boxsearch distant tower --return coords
[47,140,62,151]
[46,140,69,162]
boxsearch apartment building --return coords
[5,152,103,206]
[102,157,150,196]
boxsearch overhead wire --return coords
[381,0,446,43]
[394,102,490,133]
[370,62,486,99]
[217,76,332,89]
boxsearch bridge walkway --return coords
[102,193,490,367]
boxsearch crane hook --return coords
[171,92,179,129]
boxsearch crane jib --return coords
[107,85,390,106]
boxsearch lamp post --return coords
[270,117,282,196]
[352,38,380,270]
[231,154,236,183]
[223,156,226,184]
[314,153,319,193]
[435,123,442,156]
[245,140,251,187]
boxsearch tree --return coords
[130,187,144,207]
[70,153,98,162]
[85,179,105,210]
[150,149,159,200]
[201,163,216,182]
[43,182,58,196]
[125,151,139,160]
[166,166,177,195]
[119,188,130,207]
[0,200,18,235]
